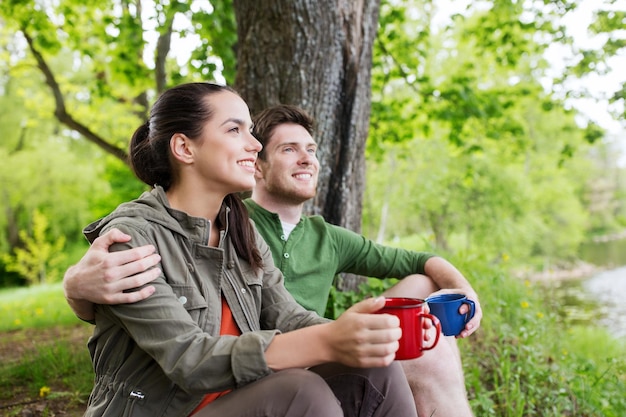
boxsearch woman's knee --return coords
[271,369,342,415]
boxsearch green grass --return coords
[0,283,93,413]
[2,258,626,416]
[0,283,80,331]
[0,338,93,400]
[451,257,626,416]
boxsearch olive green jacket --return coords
[82,187,327,417]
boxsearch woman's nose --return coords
[247,133,262,152]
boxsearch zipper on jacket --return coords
[129,390,145,401]
[123,389,145,417]
[128,390,146,403]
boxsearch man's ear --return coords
[170,133,194,164]
[254,159,265,181]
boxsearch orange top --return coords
[189,297,241,416]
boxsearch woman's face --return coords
[192,91,262,194]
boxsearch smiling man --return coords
[243,104,481,416]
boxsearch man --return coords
[64,104,482,416]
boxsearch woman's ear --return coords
[170,133,194,164]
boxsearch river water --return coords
[581,266,626,338]
[554,239,626,339]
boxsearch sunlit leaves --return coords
[2,210,67,285]
[365,0,610,264]
[189,0,236,83]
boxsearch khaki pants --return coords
[195,362,417,417]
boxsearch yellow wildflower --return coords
[520,301,529,309]
[39,386,51,398]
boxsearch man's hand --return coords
[423,257,483,338]
[426,288,483,338]
[63,228,161,321]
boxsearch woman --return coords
[82,82,416,417]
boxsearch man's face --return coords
[255,123,319,204]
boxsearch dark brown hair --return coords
[129,82,262,270]
[252,104,315,160]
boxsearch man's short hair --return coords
[252,104,316,160]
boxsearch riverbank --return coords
[514,260,607,282]
[591,229,626,243]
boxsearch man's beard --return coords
[267,181,316,205]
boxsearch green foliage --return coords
[0,123,113,286]
[365,0,612,269]
[188,0,237,84]
[325,277,398,319]
[88,156,147,220]
[2,210,66,285]
[462,266,626,416]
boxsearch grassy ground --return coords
[0,284,92,416]
[455,259,626,416]
[0,324,92,416]
[1,263,625,416]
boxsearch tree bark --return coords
[233,0,380,234]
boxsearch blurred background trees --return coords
[0,0,625,287]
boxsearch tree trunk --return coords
[233,0,380,234]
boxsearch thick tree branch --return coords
[155,15,175,94]
[22,28,129,164]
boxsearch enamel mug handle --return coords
[418,312,441,351]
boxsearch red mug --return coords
[377,297,441,360]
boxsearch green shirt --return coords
[244,199,436,316]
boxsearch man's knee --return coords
[383,274,439,299]
[401,338,466,386]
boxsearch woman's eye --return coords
[230,127,240,133]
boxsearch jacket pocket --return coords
[169,284,208,323]
[242,268,263,299]
[242,268,263,287]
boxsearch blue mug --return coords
[426,293,476,336]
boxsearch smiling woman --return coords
[72,82,417,417]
